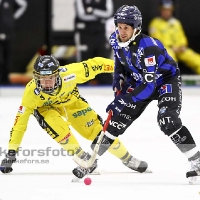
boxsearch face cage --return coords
[33,72,61,94]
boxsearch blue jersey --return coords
[109,31,179,102]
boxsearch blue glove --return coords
[112,73,124,93]
[106,95,129,116]
[121,82,134,94]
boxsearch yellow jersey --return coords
[9,57,114,150]
[148,17,188,48]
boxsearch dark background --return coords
[11,0,200,74]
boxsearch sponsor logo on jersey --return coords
[82,62,89,77]
[126,103,136,109]
[118,98,127,105]
[14,116,20,126]
[34,88,40,95]
[63,74,76,82]
[159,84,172,96]
[119,113,131,119]
[46,127,59,139]
[18,105,25,114]
[91,65,103,71]
[159,116,172,127]
[59,68,67,72]
[159,106,167,114]
[170,133,186,145]
[43,100,53,106]
[132,72,143,81]
[58,133,71,144]
[110,38,116,46]
[109,120,126,130]
[136,47,144,64]
[86,119,94,127]
[104,65,113,72]
[159,97,176,105]
[72,107,92,118]
[144,56,156,66]
[113,45,120,50]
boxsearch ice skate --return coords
[186,152,200,184]
[72,152,98,179]
[123,156,152,173]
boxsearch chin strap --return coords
[117,28,141,48]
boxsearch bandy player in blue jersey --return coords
[74,5,200,184]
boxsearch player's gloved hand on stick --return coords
[112,73,124,96]
[106,95,129,116]
[121,82,134,94]
[0,150,16,174]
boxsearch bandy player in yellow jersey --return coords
[0,55,150,179]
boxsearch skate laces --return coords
[74,159,97,175]
[123,156,141,169]
[190,157,200,172]
[76,166,88,175]
[75,153,97,173]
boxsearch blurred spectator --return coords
[74,0,114,85]
[0,0,27,85]
[9,45,77,85]
[105,16,115,59]
[148,0,200,74]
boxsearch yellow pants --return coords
[177,48,200,74]
[37,97,131,161]
[166,47,200,74]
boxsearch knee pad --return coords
[157,108,182,136]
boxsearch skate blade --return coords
[188,176,198,184]
[90,170,100,175]
[71,176,81,182]
[187,175,200,184]
[71,171,100,182]
[144,168,153,173]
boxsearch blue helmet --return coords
[114,5,142,30]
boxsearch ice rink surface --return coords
[0,87,200,200]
